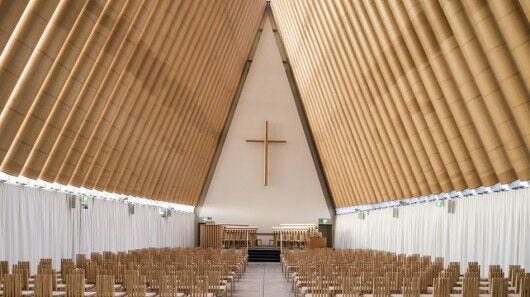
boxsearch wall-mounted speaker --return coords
[393,208,399,218]
[358,212,365,220]
[128,204,135,215]
[447,200,455,214]
[68,194,76,209]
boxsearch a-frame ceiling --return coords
[0,0,264,205]
[0,0,528,208]
[271,0,529,207]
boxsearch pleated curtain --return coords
[335,188,530,275]
[0,182,195,272]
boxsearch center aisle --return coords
[234,262,292,297]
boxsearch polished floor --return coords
[234,262,292,297]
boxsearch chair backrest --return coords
[65,270,85,297]
[462,276,479,297]
[402,277,421,297]
[189,277,208,297]
[34,274,53,297]
[127,283,146,297]
[158,274,177,297]
[373,276,391,297]
[509,265,521,285]
[341,276,362,297]
[433,277,450,297]
[520,273,530,297]
[0,261,8,275]
[12,264,29,290]
[491,277,508,297]
[3,274,23,297]
[96,275,115,297]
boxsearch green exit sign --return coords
[435,200,445,208]
[319,218,331,225]
[80,194,90,204]
[199,217,212,223]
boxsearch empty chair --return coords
[521,273,530,297]
[373,276,391,297]
[490,277,508,297]
[34,274,53,297]
[462,276,479,297]
[65,270,85,297]
[3,274,23,297]
[12,263,29,290]
[96,275,115,297]
[433,277,450,297]
[402,277,421,297]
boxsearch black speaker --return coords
[447,200,455,214]
[128,204,135,215]
[68,194,76,209]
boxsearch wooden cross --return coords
[245,121,287,186]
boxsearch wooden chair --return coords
[3,274,23,297]
[36,268,57,291]
[402,277,420,297]
[433,277,450,297]
[509,265,521,285]
[34,274,53,297]
[158,274,177,297]
[306,275,328,297]
[339,275,361,297]
[462,276,479,297]
[189,278,209,297]
[96,275,115,297]
[0,261,8,275]
[65,270,85,297]
[12,264,29,290]
[373,276,391,297]
[490,277,508,297]
[520,273,530,297]
[207,270,227,297]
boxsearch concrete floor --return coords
[234,262,293,297]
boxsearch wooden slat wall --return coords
[271,0,530,207]
[0,0,264,205]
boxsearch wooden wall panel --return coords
[0,0,264,205]
[271,0,530,207]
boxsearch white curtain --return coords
[0,183,195,272]
[335,188,530,276]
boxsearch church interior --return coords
[0,0,529,296]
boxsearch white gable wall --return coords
[199,17,331,232]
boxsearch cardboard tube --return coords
[1,0,106,180]
[370,0,458,192]
[440,0,529,181]
[51,0,168,185]
[336,0,426,197]
[82,0,192,189]
[314,0,405,200]
[67,0,181,188]
[21,0,128,179]
[0,0,88,174]
[463,0,530,149]
[0,0,29,56]
[487,0,530,92]
[0,0,59,111]
[403,0,495,187]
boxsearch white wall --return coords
[0,182,195,271]
[199,17,331,232]
[335,188,530,275]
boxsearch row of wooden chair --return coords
[0,248,248,297]
[281,249,530,297]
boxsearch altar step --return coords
[248,247,281,262]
